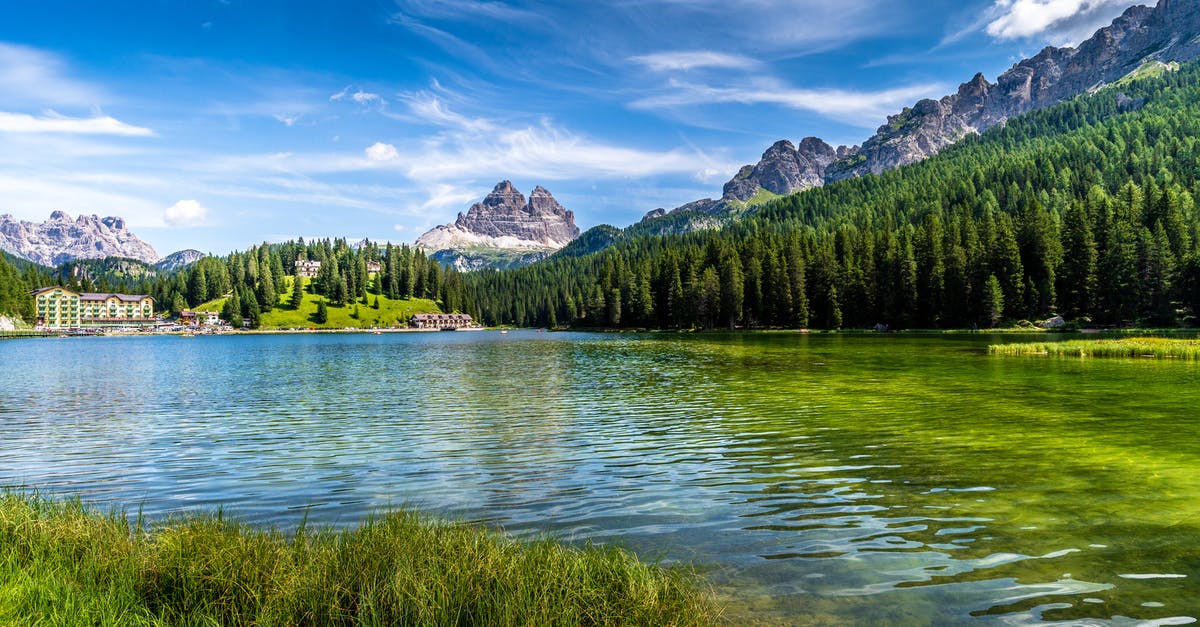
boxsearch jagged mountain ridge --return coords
[416,181,581,271]
[647,0,1200,223]
[0,211,160,266]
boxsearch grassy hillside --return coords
[196,276,441,329]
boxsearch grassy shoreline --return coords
[989,337,1200,359]
[0,493,714,626]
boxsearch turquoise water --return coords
[2,331,1198,624]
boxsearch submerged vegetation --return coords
[0,493,714,626]
[989,337,1200,359]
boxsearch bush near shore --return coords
[989,337,1200,359]
[0,493,713,626]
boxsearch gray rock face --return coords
[0,211,159,266]
[722,138,841,202]
[829,0,1199,181]
[415,181,580,270]
[645,139,845,223]
[440,181,578,246]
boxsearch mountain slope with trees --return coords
[463,62,1200,330]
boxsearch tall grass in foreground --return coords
[0,493,714,626]
[989,337,1200,359]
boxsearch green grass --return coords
[195,277,441,329]
[1110,60,1180,88]
[989,337,1200,359]
[0,492,715,626]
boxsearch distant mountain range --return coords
[424,0,1200,268]
[0,211,203,271]
[641,0,1200,224]
[4,1,1196,274]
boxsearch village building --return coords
[180,310,221,326]
[33,287,155,329]
[295,254,321,278]
[410,313,475,330]
[366,261,382,273]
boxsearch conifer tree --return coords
[291,274,305,310]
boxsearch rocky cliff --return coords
[828,0,1200,181]
[647,0,1200,223]
[0,211,159,266]
[416,181,580,270]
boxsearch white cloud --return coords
[984,0,1141,45]
[630,51,758,72]
[632,79,947,128]
[164,199,208,227]
[0,111,153,136]
[365,142,399,161]
[273,113,301,126]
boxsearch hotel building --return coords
[33,286,156,329]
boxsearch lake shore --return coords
[0,492,715,626]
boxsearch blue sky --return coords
[0,0,1145,257]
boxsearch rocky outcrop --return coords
[644,0,1200,223]
[830,0,1199,181]
[416,181,581,270]
[0,211,159,266]
[154,249,205,272]
[644,139,850,223]
[722,138,846,202]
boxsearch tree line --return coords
[0,239,469,327]
[464,62,1200,329]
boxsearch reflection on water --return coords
[2,331,1199,625]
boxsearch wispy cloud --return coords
[330,85,386,108]
[629,51,758,72]
[0,111,153,136]
[273,113,302,126]
[0,43,104,107]
[632,79,947,128]
[397,89,496,132]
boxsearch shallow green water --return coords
[1,331,1198,624]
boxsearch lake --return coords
[2,331,1198,625]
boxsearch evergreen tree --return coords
[257,269,277,312]
[314,299,328,324]
[290,274,305,310]
[220,291,242,327]
[983,274,1004,328]
[1058,201,1098,319]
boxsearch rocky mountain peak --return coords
[416,181,581,270]
[642,0,1199,229]
[0,212,159,266]
[823,0,1200,183]
[722,136,840,203]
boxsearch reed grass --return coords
[0,493,714,626]
[988,337,1200,359]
